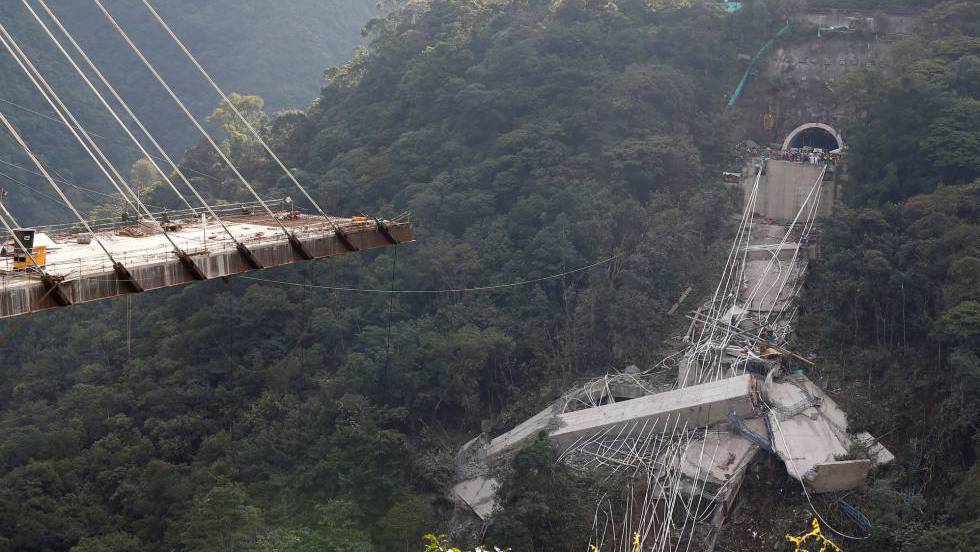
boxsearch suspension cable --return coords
[35,0,257,255]
[0,110,116,264]
[141,0,345,236]
[0,17,202,271]
[17,0,209,267]
[21,0,199,214]
[0,22,141,216]
[91,0,296,244]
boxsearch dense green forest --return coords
[0,0,977,551]
[0,0,762,549]
[0,0,376,225]
[797,2,980,549]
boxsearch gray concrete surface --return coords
[550,375,756,451]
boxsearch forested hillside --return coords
[0,0,376,224]
[797,2,980,549]
[0,0,773,550]
[0,1,977,551]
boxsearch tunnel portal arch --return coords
[782,123,843,151]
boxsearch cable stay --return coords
[91,0,310,264]
[0,92,230,188]
[20,0,200,215]
[139,0,361,254]
[21,0,217,278]
[35,0,267,270]
[0,110,144,293]
[0,157,168,212]
[0,196,21,228]
[0,22,141,217]
[0,18,200,281]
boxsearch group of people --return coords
[749,144,842,165]
[768,146,840,165]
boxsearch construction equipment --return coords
[9,228,46,270]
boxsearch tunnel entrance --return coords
[782,123,843,151]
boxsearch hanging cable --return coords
[237,252,621,294]
[0,169,71,212]
[0,110,116,264]
[20,0,199,214]
[0,22,142,216]
[33,0,257,269]
[140,0,349,242]
[0,16,205,280]
[382,245,397,386]
[91,0,303,253]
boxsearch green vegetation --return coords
[798,2,980,549]
[0,0,762,550]
[0,0,976,551]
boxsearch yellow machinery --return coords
[9,228,46,270]
[13,245,46,270]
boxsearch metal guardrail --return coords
[0,199,287,241]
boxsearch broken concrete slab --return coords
[550,375,757,451]
[767,404,849,480]
[742,258,803,313]
[855,431,895,466]
[678,427,760,486]
[805,459,872,493]
[485,403,559,466]
[453,476,499,521]
[766,374,880,492]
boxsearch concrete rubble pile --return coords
[453,179,894,550]
[452,159,893,549]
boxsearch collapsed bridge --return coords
[452,145,892,550]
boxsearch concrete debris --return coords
[805,459,872,493]
[855,431,896,466]
[453,476,499,521]
[551,375,757,452]
[677,425,761,486]
[450,157,894,551]
[484,403,559,467]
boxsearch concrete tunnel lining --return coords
[782,122,843,151]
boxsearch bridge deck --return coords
[0,211,413,318]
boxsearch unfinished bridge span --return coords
[0,207,414,319]
[0,0,414,319]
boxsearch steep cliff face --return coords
[733,7,924,147]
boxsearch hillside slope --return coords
[0,1,769,550]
